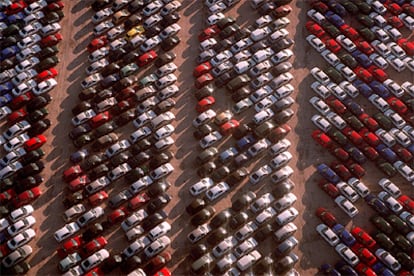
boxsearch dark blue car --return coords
[0,93,13,107]
[325,11,345,27]
[236,134,256,151]
[320,263,341,276]
[332,224,357,247]
[0,82,14,96]
[376,144,398,163]
[351,50,372,68]
[343,144,367,164]
[343,98,365,116]
[352,79,373,98]
[371,261,395,276]
[369,80,391,99]
[1,45,19,61]
[365,193,391,216]
[219,146,238,164]
[335,260,358,276]
[7,11,25,24]
[317,163,341,184]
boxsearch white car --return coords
[93,20,114,36]
[334,195,359,218]
[140,35,162,52]
[375,249,401,272]
[216,254,237,273]
[312,114,332,133]
[144,236,171,259]
[199,131,223,149]
[250,193,275,214]
[199,38,218,52]
[54,221,80,242]
[230,37,254,54]
[339,81,359,98]
[370,53,389,70]
[86,58,109,75]
[81,73,103,89]
[32,78,57,95]
[384,79,404,97]
[310,67,330,85]
[387,54,406,72]
[307,9,326,24]
[159,23,181,40]
[234,237,258,258]
[149,163,174,180]
[9,205,34,223]
[335,243,359,266]
[190,177,214,196]
[133,110,157,129]
[311,81,330,99]
[0,162,22,180]
[12,79,37,97]
[400,211,414,230]
[378,191,403,213]
[92,7,113,24]
[249,164,272,184]
[274,207,299,226]
[236,250,261,272]
[270,139,291,157]
[389,128,411,147]
[71,109,96,126]
[384,110,406,129]
[378,178,401,198]
[142,0,163,16]
[126,225,145,241]
[88,47,110,63]
[270,49,293,65]
[211,50,233,67]
[270,151,292,170]
[388,41,406,59]
[63,204,86,222]
[309,96,330,115]
[255,206,277,225]
[375,129,396,147]
[205,182,230,201]
[327,82,347,100]
[336,34,356,52]
[40,22,61,37]
[234,221,258,242]
[12,69,37,86]
[2,245,33,269]
[17,34,42,50]
[155,73,177,89]
[402,81,414,97]
[250,26,272,42]
[76,206,105,228]
[400,13,414,30]
[321,49,340,67]
[326,112,346,130]
[211,61,233,78]
[208,1,226,14]
[130,126,152,144]
[108,163,131,182]
[85,176,111,195]
[121,209,149,232]
[3,120,31,140]
[148,222,171,241]
[0,218,9,232]
[187,223,211,244]
[206,12,225,25]
[4,134,30,152]
[7,228,36,251]
[393,161,414,182]
[212,236,238,258]
[252,108,274,125]
[81,249,110,272]
[252,48,274,63]
[105,139,131,158]
[347,178,370,198]
[306,34,325,52]
[160,1,181,16]
[271,166,294,184]
[155,62,178,78]
[274,193,297,213]
[316,224,340,246]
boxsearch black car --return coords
[231,191,257,212]
[114,109,136,126]
[125,167,147,183]
[37,46,59,60]
[186,198,207,216]
[127,151,151,168]
[254,223,273,242]
[92,89,113,104]
[148,152,173,170]
[211,166,230,182]
[78,87,97,101]
[229,211,249,229]
[80,153,106,171]
[160,12,180,28]
[93,122,115,138]
[82,223,105,242]
[142,211,167,231]
[69,124,93,140]
[194,84,214,100]
[14,174,44,193]
[36,56,59,72]
[272,179,295,198]
[73,134,93,148]
[127,0,144,13]
[63,191,84,208]
[89,164,110,180]
[28,118,51,136]
[26,95,52,112]
[70,149,89,164]
[254,256,274,275]
[197,161,216,177]
[100,254,123,274]
[147,180,171,197]
[193,124,214,140]
[18,161,45,178]
[206,227,227,245]
[120,256,142,274]
[189,244,208,260]
[161,35,180,51]
[227,167,249,187]
[209,209,232,229]
[110,151,132,167]
[109,190,132,209]
[154,98,176,114]
[146,193,172,214]
[155,52,176,67]
[40,10,64,25]
[196,147,218,166]
[20,149,45,166]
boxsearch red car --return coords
[386,15,404,28]
[342,127,363,145]
[87,36,108,53]
[107,207,128,224]
[10,92,34,110]
[84,267,103,276]
[305,20,326,38]
[68,175,91,192]
[268,124,291,143]
[311,1,329,13]
[402,3,414,17]
[346,161,365,179]
[57,236,83,258]
[385,2,403,15]
[89,111,111,128]
[351,243,377,266]
[89,190,108,206]
[0,188,16,204]
[128,192,151,210]
[5,0,26,14]
[397,38,414,56]
[326,97,347,114]
[330,161,352,181]
[323,38,342,53]
[398,195,414,214]
[8,108,28,124]
[358,113,379,131]
[330,146,350,161]
[36,68,58,82]
[339,24,360,41]
[0,244,11,259]
[137,50,157,67]
[220,119,240,135]
[198,25,220,42]
[195,73,214,89]
[318,180,340,198]
[312,129,333,148]
[359,128,380,146]
[355,263,376,276]
[315,207,337,227]
[63,165,83,183]
[272,4,292,18]
[355,40,374,55]
[351,227,376,249]
[367,65,388,82]
[193,62,212,78]
[40,33,63,47]
[47,1,64,11]
[153,267,171,276]
[196,96,215,113]
[360,145,379,161]
[82,236,108,256]
[393,144,413,163]
[387,97,408,114]
[13,187,41,207]
[354,66,373,83]
[24,134,47,151]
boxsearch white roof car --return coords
[17,34,42,50]
[9,205,34,223]
[383,79,404,98]
[310,67,330,85]
[311,81,330,99]
[105,139,131,158]
[32,78,57,95]
[54,221,80,242]
[375,128,396,147]
[307,9,326,24]
[121,209,149,232]
[339,81,359,98]
[234,237,258,258]
[153,136,174,152]
[88,47,110,63]
[7,228,36,251]
[335,243,359,266]
[402,81,414,97]
[369,94,389,113]
[92,7,113,24]
[76,206,104,228]
[249,164,272,185]
[384,109,406,129]
[63,204,86,222]
[199,131,223,149]
[133,110,157,129]
[375,248,401,271]
[234,221,258,242]
[212,236,238,258]
[393,160,414,182]
[306,34,326,53]
[11,79,37,97]
[250,26,272,42]
[210,50,233,67]
[269,72,293,90]
[369,53,389,70]
[126,225,145,241]
[387,54,406,72]
[81,249,109,272]
[187,223,211,244]
[336,34,357,52]
[206,182,230,201]
[326,111,346,130]
[86,58,109,75]
[140,35,162,52]
[321,50,340,67]
[251,193,275,214]
[334,195,359,218]
[378,178,401,198]
[236,250,261,271]
[309,96,331,116]
[4,133,30,152]
[400,211,414,230]
[316,224,340,246]
[149,163,174,180]
[199,38,218,52]
[311,114,332,133]
[253,108,274,125]
[389,128,411,147]
[130,126,152,144]
[190,177,214,196]
[378,191,403,213]
[347,178,370,198]
[234,59,256,75]
[206,12,225,25]
[275,207,299,226]
[250,85,272,103]
[274,193,297,213]
[93,20,115,36]
[255,206,277,225]
[3,120,31,140]
[144,236,171,259]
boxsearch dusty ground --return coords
[23,1,414,276]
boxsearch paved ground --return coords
[24,1,414,275]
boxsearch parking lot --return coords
[1,0,414,275]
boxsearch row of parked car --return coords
[306,0,414,274]
[0,0,64,274]
[186,0,299,275]
[55,0,187,275]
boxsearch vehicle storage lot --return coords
[22,0,413,275]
